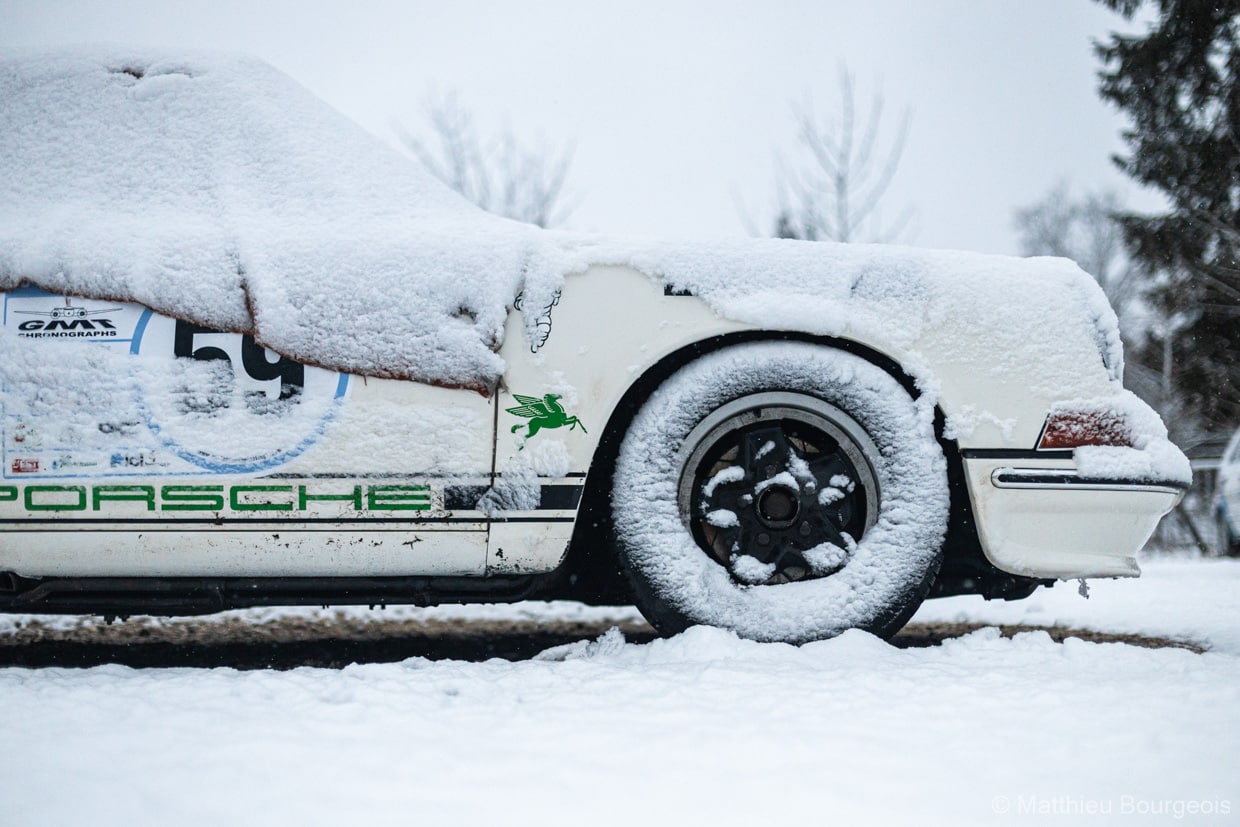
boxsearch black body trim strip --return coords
[0,516,574,528]
[961,449,1074,460]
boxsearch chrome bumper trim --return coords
[990,468,1188,497]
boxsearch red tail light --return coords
[1037,409,1134,450]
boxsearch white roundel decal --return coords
[133,312,349,474]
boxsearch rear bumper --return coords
[963,455,1186,579]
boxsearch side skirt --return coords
[0,571,559,618]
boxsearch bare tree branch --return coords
[1013,183,1140,317]
[763,69,914,243]
[397,91,577,228]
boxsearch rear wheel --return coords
[612,342,949,643]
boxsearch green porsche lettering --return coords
[93,485,155,511]
[229,485,293,512]
[161,485,226,511]
[24,485,87,511]
[0,483,438,514]
[298,485,363,511]
[367,485,431,511]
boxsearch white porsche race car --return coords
[0,48,1191,642]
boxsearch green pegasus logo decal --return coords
[507,394,588,439]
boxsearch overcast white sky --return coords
[1,0,1156,254]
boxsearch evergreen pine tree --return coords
[1096,0,1240,433]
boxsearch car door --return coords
[0,286,495,578]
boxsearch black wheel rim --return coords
[677,394,879,586]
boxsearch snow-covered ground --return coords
[1,555,1237,826]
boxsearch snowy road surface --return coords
[2,557,1237,826]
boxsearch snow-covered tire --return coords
[612,342,948,643]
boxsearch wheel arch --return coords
[550,330,974,604]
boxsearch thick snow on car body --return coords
[0,47,1190,640]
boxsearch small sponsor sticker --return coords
[110,451,164,469]
[50,455,99,471]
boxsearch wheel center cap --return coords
[757,486,799,526]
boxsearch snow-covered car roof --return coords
[0,46,542,387]
[1,46,1123,394]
